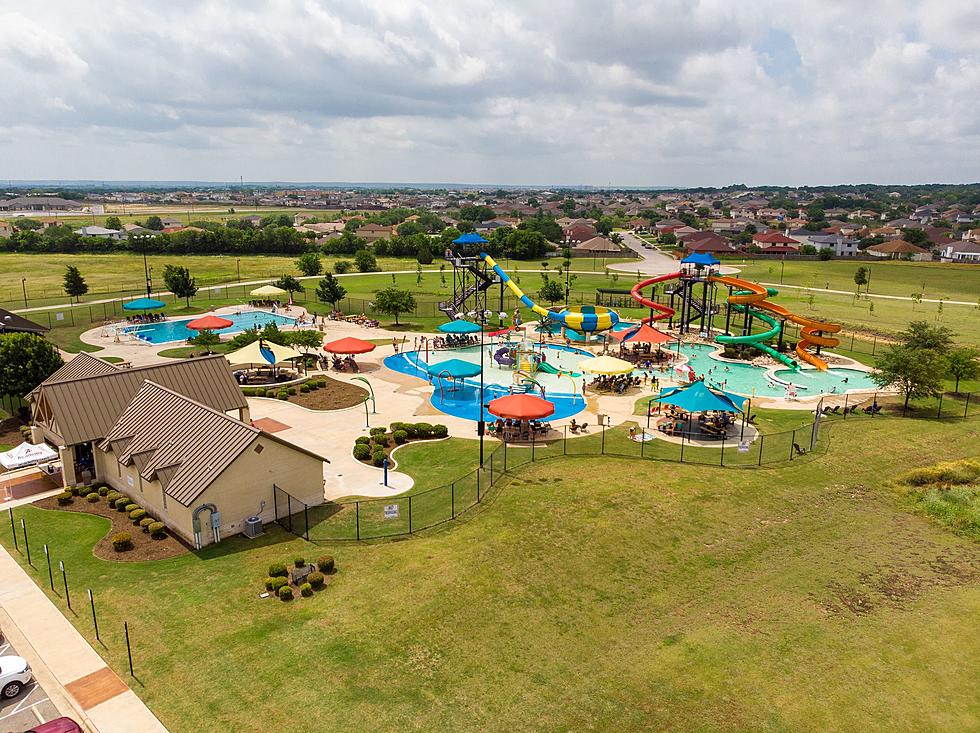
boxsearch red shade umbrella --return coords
[488,394,555,420]
[186,314,234,331]
[616,322,673,345]
[323,336,376,354]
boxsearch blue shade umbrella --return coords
[452,232,489,245]
[681,252,720,266]
[654,380,743,413]
[437,319,482,334]
[425,358,482,378]
[122,297,167,311]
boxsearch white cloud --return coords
[0,0,977,185]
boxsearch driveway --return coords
[608,231,739,276]
[0,634,64,733]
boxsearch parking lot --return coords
[0,636,63,733]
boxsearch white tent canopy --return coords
[1,442,58,470]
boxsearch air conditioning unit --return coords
[243,516,263,539]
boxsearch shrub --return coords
[278,585,294,601]
[300,582,313,597]
[307,380,320,390]
[372,449,386,467]
[317,556,335,573]
[392,429,408,444]
[289,386,298,395]
[277,391,289,400]
[269,562,289,578]
[106,491,121,502]
[294,556,305,568]
[111,532,133,551]
[69,486,80,496]
[414,422,434,439]
[264,577,277,591]
[113,497,130,511]
[315,379,327,388]
[98,486,110,497]
[353,444,371,461]
[300,383,310,393]
[139,517,154,531]
[389,421,408,434]
[355,436,371,445]
[125,503,139,513]
[56,491,73,506]
[242,388,255,397]
[432,424,449,439]
[265,388,278,398]
[148,522,166,539]
[271,576,289,591]
[86,493,100,503]
[307,571,325,589]
[130,508,147,522]
[401,422,419,438]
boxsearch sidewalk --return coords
[0,545,169,733]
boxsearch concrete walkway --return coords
[0,546,169,733]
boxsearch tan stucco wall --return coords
[95,437,324,547]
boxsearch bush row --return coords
[264,556,335,601]
[242,378,328,398]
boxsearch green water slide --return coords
[536,362,582,378]
[716,303,798,369]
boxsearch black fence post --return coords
[10,509,18,552]
[871,335,877,355]
[124,621,134,677]
[89,590,100,642]
[355,501,360,541]
[789,429,796,460]
[531,430,536,461]
[21,519,30,566]
[286,495,292,533]
[601,422,606,454]
[273,487,278,525]
[680,432,685,463]
[720,437,725,466]
[965,392,972,418]
[758,434,765,466]
[408,495,413,533]
[504,439,508,471]
[44,544,53,590]
[303,503,310,541]
[451,482,455,520]
[59,561,70,610]
[936,392,943,419]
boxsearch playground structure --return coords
[629,254,841,370]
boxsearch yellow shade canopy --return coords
[249,284,288,297]
[577,354,635,375]
[225,339,303,366]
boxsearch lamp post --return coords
[135,234,153,297]
[469,309,492,466]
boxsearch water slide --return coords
[513,370,545,396]
[494,346,515,367]
[706,275,797,369]
[480,253,616,332]
[752,301,842,370]
[629,272,682,324]
[536,362,581,378]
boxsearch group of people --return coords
[324,311,380,327]
[125,312,165,324]
[489,418,551,442]
[329,355,360,372]
[619,344,671,363]
[587,373,647,394]
[434,334,478,349]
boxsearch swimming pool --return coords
[124,311,297,344]
[384,342,591,422]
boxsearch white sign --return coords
[55,312,65,321]
[737,442,750,453]
[383,504,399,520]
[127,475,134,486]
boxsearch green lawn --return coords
[2,416,979,732]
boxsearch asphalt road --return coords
[0,635,62,733]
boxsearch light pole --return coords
[136,234,152,297]
[236,258,241,282]
[469,309,492,466]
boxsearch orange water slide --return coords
[629,272,682,324]
[752,301,841,370]
[706,275,769,305]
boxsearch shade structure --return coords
[682,252,720,266]
[452,232,489,245]
[185,314,234,332]
[225,339,303,366]
[122,297,166,311]
[655,380,744,413]
[323,336,376,354]
[437,319,482,334]
[488,393,555,420]
[617,322,673,345]
[425,358,482,379]
[577,354,635,375]
[0,441,58,470]
[249,284,288,297]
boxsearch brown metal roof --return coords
[38,352,120,385]
[0,308,49,335]
[32,355,246,446]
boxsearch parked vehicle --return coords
[0,654,32,698]
[26,717,84,733]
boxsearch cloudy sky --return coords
[1,0,978,187]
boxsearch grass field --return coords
[2,416,979,732]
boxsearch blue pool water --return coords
[124,311,297,344]
[385,342,590,422]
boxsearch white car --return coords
[0,655,33,699]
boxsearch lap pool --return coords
[123,310,297,344]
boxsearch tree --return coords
[373,287,416,325]
[871,344,945,413]
[145,215,163,231]
[853,266,868,295]
[661,232,677,246]
[334,260,353,274]
[162,264,198,306]
[354,250,379,273]
[63,265,88,302]
[316,273,347,308]
[296,251,322,276]
[902,228,928,245]
[190,330,220,353]
[0,333,64,399]
[286,330,325,353]
[104,216,122,230]
[538,279,565,305]
[898,320,954,353]
[416,244,433,264]
[274,274,303,294]
[945,348,979,393]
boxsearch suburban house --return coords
[627,218,650,232]
[95,382,326,549]
[160,217,183,228]
[752,231,800,249]
[73,225,126,240]
[683,238,738,256]
[678,231,733,252]
[356,223,395,242]
[563,222,598,244]
[865,239,932,261]
[122,223,156,235]
[808,234,860,257]
[572,236,621,255]
[939,240,980,262]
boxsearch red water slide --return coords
[629,272,682,324]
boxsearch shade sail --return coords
[249,284,288,297]
[186,315,234,331]
[682,252,720,266]
[654,380,744,413]
[577,354,635,375]
[425,358,482,378]
[323,336,376,354]
[0,441,58,470]
[437,319,482,334]
[452,232,489,245]
[488,394,555,420]
[617,322,673,345]
[122,297,166,311]
[225,339,303,366]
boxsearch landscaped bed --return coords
[243,375,367,410]
[353,421,448,466]
[37,487,187,561]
